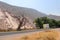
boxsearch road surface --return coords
[0,29,43,36]
[0,29,44,40]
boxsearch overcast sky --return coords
[0,0,60,16]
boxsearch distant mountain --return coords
[47,15,60,20]
[0,1,60,21]
[0,1,46,21]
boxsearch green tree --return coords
[34,17,60,29]
[48,19,56,28]
[41,17,49,24]
[34,18,43,28]
[56,21,60,27]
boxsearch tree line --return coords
[34,17,60,29]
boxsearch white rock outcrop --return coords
[0,8,36,31]
[0,9,19,30]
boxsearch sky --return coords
[0,0,60,16]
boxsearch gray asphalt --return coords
[0,29,43,36]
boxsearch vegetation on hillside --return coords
[34,17,60,28]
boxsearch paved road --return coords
[0,29,43,36]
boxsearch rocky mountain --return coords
[0,1,60,31]
[47,15,60,20]
[0,1,60,21]
[0,1,46,21]
[0,8,36,31]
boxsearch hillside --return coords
[0,1,60,21]
[47,15,60,20]
[0,1,60,31]
[0,1,46,21]
[0,8,36,31]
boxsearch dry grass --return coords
[18,30,59,40]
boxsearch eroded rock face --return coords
[0,9,20,30]
[0,8,36,31]
[18,16,36,30]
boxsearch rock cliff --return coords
[0,8,35,31]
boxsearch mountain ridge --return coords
[0,1,47,21]
[0,1,60,21]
